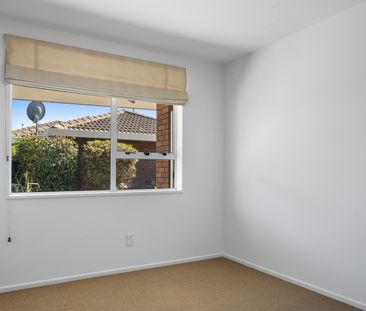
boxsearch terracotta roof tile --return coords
[12,111,156,137]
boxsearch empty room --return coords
[0,0,365,310]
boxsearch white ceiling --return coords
[0,0,365,63]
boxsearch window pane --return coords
[11,86,111,192]
[116,104,173,154]
[116,159,174,190]
[114,104,174,190]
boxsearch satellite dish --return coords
[27,101,46,123]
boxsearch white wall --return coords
[224,2,366,307]
[2,2,366,307]
[0,18,224,289]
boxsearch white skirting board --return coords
[223,253,366,311]
[0,253,223,293]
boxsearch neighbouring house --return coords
[12,104,173,189]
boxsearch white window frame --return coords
[5,83,183,199]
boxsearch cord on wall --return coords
[8,201,12,243]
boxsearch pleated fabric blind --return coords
[12,85,157,110]
[4,35,188,105]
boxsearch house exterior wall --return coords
[156,104,173,188]
[127,140,156,152]
[126,140,156,189]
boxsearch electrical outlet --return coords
[126,232,134,247]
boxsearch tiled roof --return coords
[12,111,156,137]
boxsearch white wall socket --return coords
[126,232,134,247]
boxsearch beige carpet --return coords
[0,258,360,311]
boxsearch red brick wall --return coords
[126,140,156,188]
[127,140,156,153]
[156,104,173,188]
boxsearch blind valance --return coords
[12,85,157,110]
[4,35,188,105]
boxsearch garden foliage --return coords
[79,140,137,190]
[12,136,78,192]
[12,136,137,192]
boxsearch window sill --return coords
[7,189,183,200]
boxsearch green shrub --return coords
[12,136,78,192]
[79,140,137,190]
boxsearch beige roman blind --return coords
[4,34,188,105]
[12,85,157,109]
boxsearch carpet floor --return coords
[0,258,360,311]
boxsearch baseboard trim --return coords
[0,252,223,293]
[223,253,366,311]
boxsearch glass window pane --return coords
[11,86,111,192]
[116,104,173,154]
[114,104,175,190]
[116,159,174,190]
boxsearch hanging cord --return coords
[8,200,12,243]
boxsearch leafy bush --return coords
[12,136,78,192]
[79,140,137,190]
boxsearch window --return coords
[4,35,186,197]
[7,85,182,196]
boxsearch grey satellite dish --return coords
[27,101,46,135]
[27,101,46,123]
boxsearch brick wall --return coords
[126,140,156,188]
[127,140,156,153]
[156,104,173,188]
